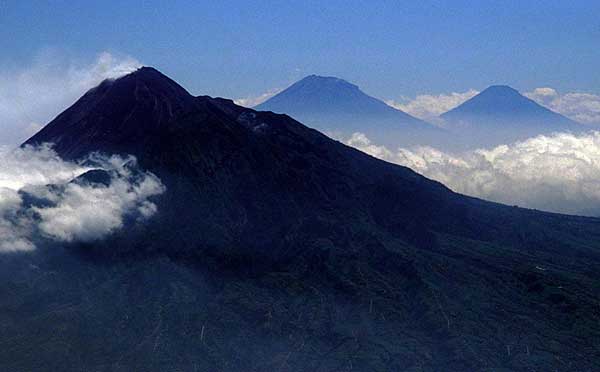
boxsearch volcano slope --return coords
[4,67,599,371]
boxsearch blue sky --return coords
[1,0,599,100]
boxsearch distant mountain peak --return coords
[303,74,347,82]
[439,83,582,147]
[485,84,516,90]
[256,74,394,110]
[442,83,579,122]
[254,74,443,148]
[294,74,360,90]
[480,84,521,95]
[255,74,435,135]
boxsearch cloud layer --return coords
[0,145,165,252]
[525,88,600,125]
[346,131,600,216]
[0,51,141,145]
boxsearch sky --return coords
[1,0,600,102]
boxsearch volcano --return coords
[440,85,585,148]
[255,74,445,148]
[7,67,600,371]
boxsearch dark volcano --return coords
[25,67,196,159]
[9,68,600,371]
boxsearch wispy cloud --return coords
[0,145,164,252]
[0,51,141,145]
[525,88,600,125]
[346,131,600,216]
[386,90,479,123]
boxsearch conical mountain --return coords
[256,75,444,147]
[256,75,422,123]
[25,67,196,159]
[440,85,584,147]
[11,68,600,371]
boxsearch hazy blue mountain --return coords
[7,68,600,371]
[256,75,424,124]
[441,85,585,148]
[256,75,446,148]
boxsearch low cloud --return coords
[525,88,600,125]
[346,133,394,160]
[386,90,479,124]
[0,145,165,252]
[234,88,282,108]
[0,51,141,145]
[346,131,600,216]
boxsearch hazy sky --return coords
[1,0,599,101]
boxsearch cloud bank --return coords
[0,145,165,252]
[346,131,600,216]
[0,51,141,145]
[525,88,600,125]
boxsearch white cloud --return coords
[0,51,141,145]
[346,132,394,160]
[386,90,479,124]
[234,88,282,108]
[0,143,86,190]
[346,131,600,216]
[525,88,600,125]
[0,187,35,252]
[0,145,165,252]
